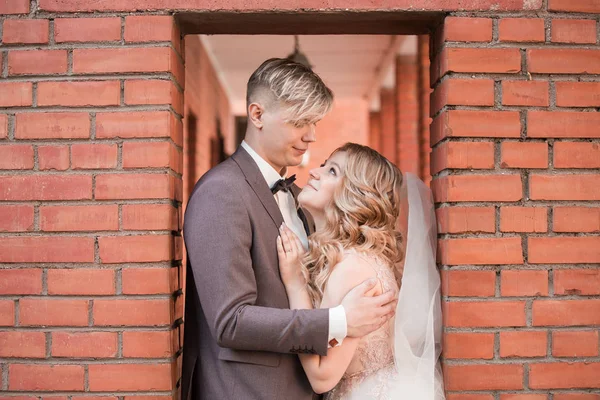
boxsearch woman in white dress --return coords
[277,142,445,400]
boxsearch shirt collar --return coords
[241,140,286,189]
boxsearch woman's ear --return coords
[248,103,263,129]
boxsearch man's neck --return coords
[243,137,286,176]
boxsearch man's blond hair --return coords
[247,58,334,126]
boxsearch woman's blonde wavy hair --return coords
[301,143,404,306]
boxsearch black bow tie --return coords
[271,175,296,195]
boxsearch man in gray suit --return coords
[181,58,397,400]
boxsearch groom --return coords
[181,58,397,400]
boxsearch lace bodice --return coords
[325,250,400,400]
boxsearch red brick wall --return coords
[379,88,397,163]
[0,10,184,397]
[0,1,598,398]
[396,54,420,176]
[432,8,600,398]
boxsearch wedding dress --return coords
[325,173,446,400]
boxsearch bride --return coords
[277,142,445,399]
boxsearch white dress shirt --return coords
[241,141,347,347]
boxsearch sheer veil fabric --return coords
[350,173,446,399]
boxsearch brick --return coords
[0,82,32,107]
[554,269,600,295]
[501,142,548,169]
[38,81,120,107]
[0,269,42,295]
[552,331,599,357]
[501,270,548,296]
[0,236,94,263]
[431,78,494,116]
[552,19,596,44]
[529,362,600,389]
[431,141,494,174]
[445,301,526,327]
[52,332,117,358]
[0,0,29,13]
[548,0,600,13]
[71,143,118,169]
[446,394,495,400]
[440,237,523,265]
[443,17,492,42]
[500,395,547,400]
[443,47,521,75]
[72,397,119,400]
[122,204,179,231]
[95,173,172,200]
[530,174,600,201]
[0,114,7,139]
[38,145,70,171]
[96,111,177,141]
[48,268,115,295]
[73,47,173,75]
[444,364,524,390]
[554,394,600,400]
[431,110,521,145]
[441,270,495,297]
[556,82,600,107]
[533,299,600,326]
[123,396,172,400]
[41,205,118,232]
[93,299,171,326]
[0,331,46,357]
[20,298,89,326]
[55,17,121,43]
[122,330,172,357]
[554,207,600,233]
[0,205,34,232]
[0,300,15,326]
[8,50,68,75]
[500,331,547,357]
[16,112,90,139]
[500,206,547,233]
[122,141,171,169]
[9,364,84,391]
[502,80,549,106]
[443,332,495,359]
[433,174,522,202]
[436,206,495,234]
[125,15,174,42]
[499,18,545,42]
[554,142,600,168]
[88,364,172,391]
[529,111,600,138]
[0,175,92,201]
[124,79,183,115]
[99,235,173,263]
[2,19,49,44]
[529,237,600,264]
[527,49,600,74]
[0,145,34,169]
[122,268,172,294]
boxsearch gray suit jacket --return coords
[181,146,329,400]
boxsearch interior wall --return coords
[289,98,370,185]
[183,35,234,205]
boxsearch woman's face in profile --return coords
[298,151,347,213]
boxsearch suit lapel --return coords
[231,147,284,228]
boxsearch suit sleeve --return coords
[184,177,329,356]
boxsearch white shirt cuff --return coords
[328,305,347,348]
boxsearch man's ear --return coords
[248,103,263,129]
